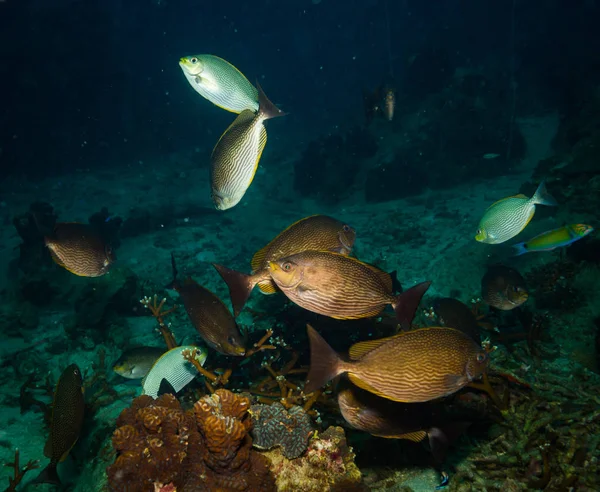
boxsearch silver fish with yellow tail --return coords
[179,54,258,113]
[210,83,285,210]
[475,180,557,244]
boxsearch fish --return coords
[179,54,259,113]
[481,265,528,311]
[142,345,208,399]
[432,297,480,342]
[512,224,594,256]
[264,250,430,327]
[483,153,500,160]
[210,83,286,210]
[44,222,115,277]
[113,346,166,379]
[33,364,85,486]
[383,87,395,121]
[169,254,245,356]
[337,381,470,466]
[305,324,488,402]
[213,215,356,316]
[475,181,558,244]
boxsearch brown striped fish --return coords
[33,364,85,485]
[45,222,114,277]
[210,83,285,210]
[431,297,480,342]
[305,324,488,402]
[213,215,356,316]
[169,255,245,356]
[337,381,470,466]
[266,250,430,328]
[481,265,528,311]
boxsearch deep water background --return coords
[1,0,599,180]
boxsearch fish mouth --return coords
[338,232,353,254]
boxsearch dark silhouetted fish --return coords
[44,222,114,277]
[213,215,356,316]
[432,297,480,342]
[481,265,528,311]
[170,254,245,356]
[305,324,488,403]
[33,364,85,486]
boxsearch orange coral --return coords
[107,390,275,492]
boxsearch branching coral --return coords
[250,402,314,458]
[107,390,275,492]
[140,294,178,349]
[3,449,40,492]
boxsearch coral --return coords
[107,390,275,492]
[2,449,40,492]
[263,426,364,491]
[250,402,314,459]
[140,294,178,349]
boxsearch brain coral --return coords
[250,402,314,459]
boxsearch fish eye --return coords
[282,262,292,271]
[190,57,198,64]
[476,229,482,235]
[476,353,486,363]
[342,224,351,232]
[227,336,235,344]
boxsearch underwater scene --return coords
[1,0,600,491]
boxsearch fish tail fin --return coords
[212,263,257,317]
[511,242,528,256]
[257,82,287,120]
[393,280,432,330]
[305,324,344,394]
[532,180,558,206]
[32,462,61,486]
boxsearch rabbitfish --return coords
[481,265,528,311]
[305,325,488,403]
[179,54,258,113]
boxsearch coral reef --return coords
[2,449,40,492]
[250,402,314,459]
[107,390,275,492]
[263,426,364,491]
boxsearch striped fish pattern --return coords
[475,180,557,244]
[179,54,259,113]
[210,84,285,210]
[305,325,488,403]
[45,222,114,277]
[142,345,207,399]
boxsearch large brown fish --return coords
[337,381,470,466]
[213,215,356,316]
[45,222,114,277]
[305,324,488,402]
[170,255,245,356]
[266,251,429,328]
[432,297,480,342]
[481,265,528,310]
[33,364,85,485]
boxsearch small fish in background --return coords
[113,346,166,379]
[383,87,395,121]
[210,83,286,210]
[481,265,528,311]
[44,222,115,277]
[142,345,208,399]
[179,54,259,113]
[431,297,481,342]
[33,364,85,486]
[262,251,430,327]
[169,254,246,356]
[305,324,488,403]
[512,224,594,256]
[475,180,558,244]
[213,215,356,316]
[482,153,500,160]
[337,380,470,481]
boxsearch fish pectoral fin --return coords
[257,280,278,294]
[443,374,468,388]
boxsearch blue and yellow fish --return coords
[512,224,594,256]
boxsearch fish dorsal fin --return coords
[349,337,392,360]
[487,194,527,210]
[248,126,267,189]
[211,110,256,155]
[250,215,321,272]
